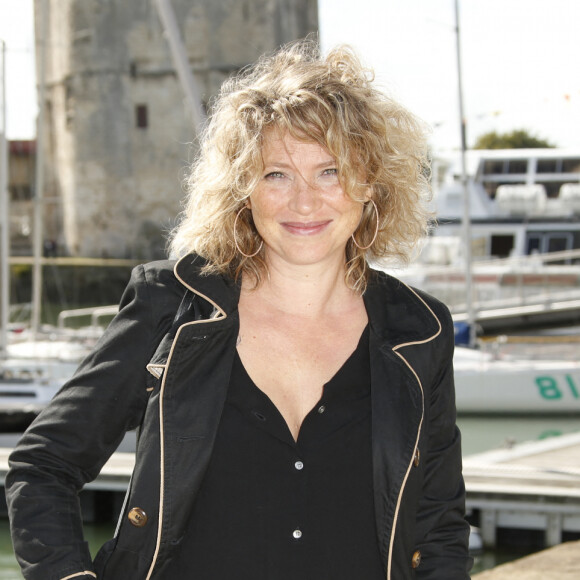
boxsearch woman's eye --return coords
[264,171,285,179]
[322,168,338,177]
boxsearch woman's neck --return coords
[242,255,359,319]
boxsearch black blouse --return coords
[164,324,385,579]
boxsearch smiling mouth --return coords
[281,221,332,235]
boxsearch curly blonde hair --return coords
[169,38,432,293]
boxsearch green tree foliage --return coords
[473,129,555,150]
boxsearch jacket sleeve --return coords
[414,304,473,578]
[5,263,181,580]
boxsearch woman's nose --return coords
[288,177,322,214]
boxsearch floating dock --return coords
[472,539,580,579]
[463,431,580,548]
[453,291,580,333]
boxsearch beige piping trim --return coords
[145,261,228,580]
[146,363,166,380]
[60,572,97,580]
[146,256,226,382]
[385,284,443,580]
[145,315,226,579]
[173,256,227,319]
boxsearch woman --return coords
[6,40,472,579]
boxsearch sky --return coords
[1,0,579,153]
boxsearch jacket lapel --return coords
[174,254,241,317]
[363,269,442,572]
[369,335,423,566]
[147,257,241,573]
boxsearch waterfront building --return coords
[6,140,36,255]
[34,0,318,258]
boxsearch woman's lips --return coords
[281,220,332,235]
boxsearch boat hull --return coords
[454,348,580,414]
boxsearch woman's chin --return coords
[265,245,347,269]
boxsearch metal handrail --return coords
[57,305,118,330]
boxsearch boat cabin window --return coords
[537,159,558,173]
[562,158,580,173]
[546,233,573,253]
[506,160,528,174]
[525,232,573,257]
[526,235,541,255]
[490,234,515,258]
[482,159,528,175]
[482,160,505,175]
[536,158,580,176]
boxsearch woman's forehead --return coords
[260,127,334,161]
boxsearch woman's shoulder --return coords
[366,267,454,334]
[369,267,449,308]
[124,259,182,304]
[138,254,240,317]
[136,254,209,292]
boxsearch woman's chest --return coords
[236,316,368,438]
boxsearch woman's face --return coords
[249,130,364,270]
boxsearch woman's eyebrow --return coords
[263,159,336,170]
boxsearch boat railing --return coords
[56,305,119,330]
[449,287,580,317]
[472,248,580,267]
[395,248,580,319]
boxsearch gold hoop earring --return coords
[351,199,379,250]
[234,206,263,258]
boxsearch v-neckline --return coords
[233,323,369,443]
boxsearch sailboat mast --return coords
[31,0,49,335]
[454,0,476,346]
[153,0,206,135]
[0,39,9,357]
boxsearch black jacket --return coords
[6,254,471,580]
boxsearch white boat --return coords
[378,149,580,331]
[2,343,578,422]
[0,324,103,422]
[454,346,580,414]
[433,148,580,262]
[0,311,112,424]
[0,341,82,418]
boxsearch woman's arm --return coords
[414,306,473,579]
[5,263,180,580]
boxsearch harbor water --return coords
[1,415,579,577]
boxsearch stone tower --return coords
[35,0,318,259]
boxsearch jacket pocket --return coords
[94,542,148,580]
